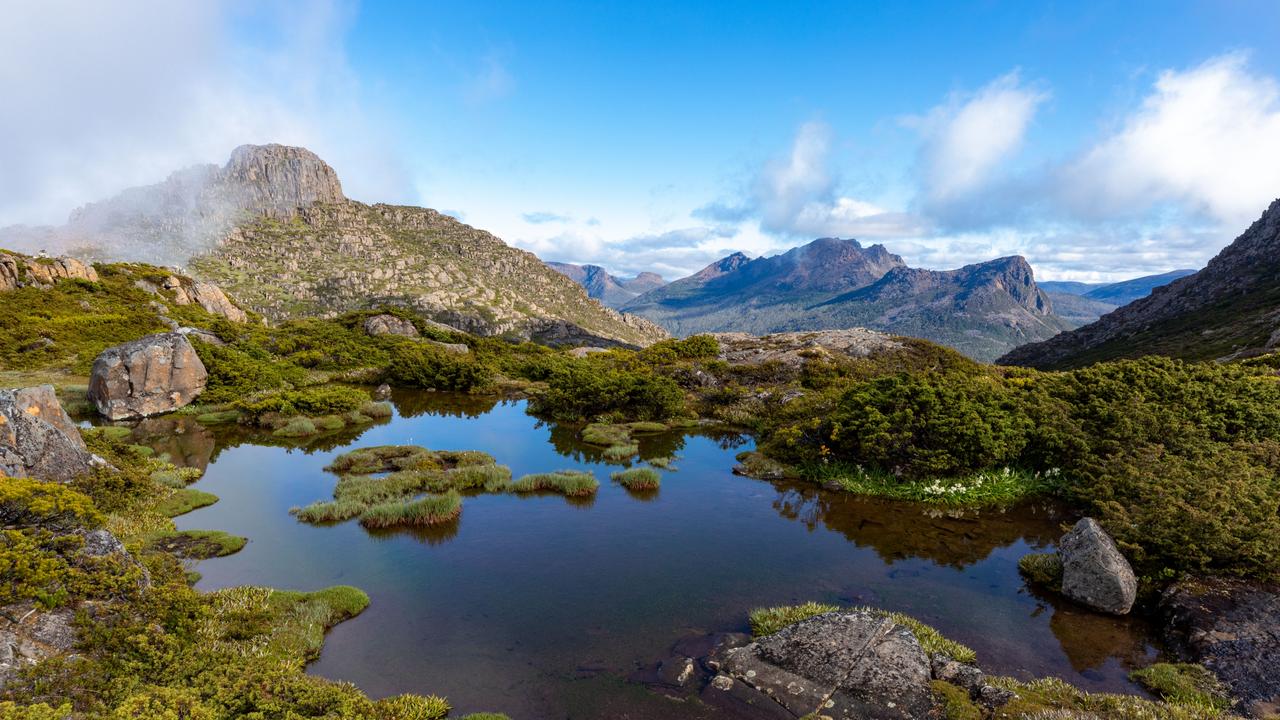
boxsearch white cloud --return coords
[1057,53,1280,229]
[0,0,405,226]
[911,71,1048,208]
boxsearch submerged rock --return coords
[88,332,208,420]
[1162,576,1280,717]
[1059,518,1137,615]
[0,385,95,482]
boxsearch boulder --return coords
[716,610,935,719]
[0,604,77,690]
[0,385,95,482]
[426,339,469,355]
[22,256,98,285]
[81,529,152,588]
[1162,576,1280,717]
[88,333,207,420]
[190,281,247,322]
[363,314,420,338]
[1059,518,1137,615]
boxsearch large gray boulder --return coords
[715,610,935,719]
[88,333,207,420]
[363,313,420,338]
[0,385,95,482]
[1059,517,1137,615]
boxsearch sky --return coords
[3,1,1280,282]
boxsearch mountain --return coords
[623,239,1069,361]
[1038,270,1199,325]
[0,145,666,348]
[1080,269,1196,306]
[1000,199,1280,368]
[546,262,666,307]
[1044,292,1120,327]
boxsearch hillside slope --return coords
[1,145,665,348]
[1000,199,1280,368]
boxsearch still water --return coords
[145,391,1161,718]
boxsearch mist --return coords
[0,0,408,231]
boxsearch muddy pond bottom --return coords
[152,391,1161,719]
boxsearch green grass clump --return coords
[611,467,661,491]
[647,456,675,469]
[89,425,133,442]
[359,400,394,418]
[443,464,512,492]
[512,470,599,497]
[313,414,346,431]
[749,602,840,637]
[863,606,976,664]
[601,443,639,461]
[291,499,367,524]
[195,409,241,424]
[1130,663,1231,712]
[145,529,247,558]
[372,694,451,719]
[581,422,632,446]
[272,417,317,437]
[152,488,219,518]
[993,675,1232,719]
[358,492,462,528]
[1019,552,1064,591]
[930,680,983,720]
[627,421,669,433]
[326,445,441,474]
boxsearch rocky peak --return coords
[218,144,345,218]
[691,252,753,282]
[756,237,905,293]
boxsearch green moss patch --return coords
[145,530,247,559]
[1130,663,1231,712]
[152,489,219,518]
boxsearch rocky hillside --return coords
[1,145,665,348]
[1000,199,1280,368]
[547,261,666,307]
[624,239,1069,361]
[1039,269,1197,326]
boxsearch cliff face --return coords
[623,241,1066,361]
[1000,198,1280,368]
[1,144,666,347]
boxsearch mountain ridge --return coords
[546,261,666,308]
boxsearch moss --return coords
[272,417,318,437]
[327,445,441,474]
[512,470,599,497]
[626,421,669,433]
[582,422,632,446]
[611,467,661,491]
[443,464,512,492]
[152,489,219,518]
[359,400,394,419]
[992,675,1232,719]
[145,530,247,558]
[931,680,983,720]
[1019,552,1064,591]
[90,425,133,442]
[1130,663,1231,712]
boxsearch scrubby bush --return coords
[384,343,493,391]
[533,362,685,421]
[237,385,370,419]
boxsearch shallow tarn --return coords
[154,390,1164,718]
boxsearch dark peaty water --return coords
[164,391,1160,718]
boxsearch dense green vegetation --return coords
[611,467,661,491]
[511,470,599,497]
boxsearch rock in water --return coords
[363,314,420,338]
[717,610,935,719]
[0,385,94,482]
[88,333,207,420]
[1059,517,1137,615]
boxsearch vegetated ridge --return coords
[1000,198,1280,368]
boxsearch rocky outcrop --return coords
[217,143,345,218]
[1058,518,1137,615]
[715,610,936,719]
[0,252,98,292]
[1001,198,1280,368]
[160,275,247,322]
[1162,576,1280,718]
[0,604,77,690]
[712,329,903,368]
[88,333,207,420]
[363,314,420,338]
[0,386,95,482]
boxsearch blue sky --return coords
[4,1,1280,281]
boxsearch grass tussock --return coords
[372,694,452,720]
[611,467,661,491]
[326,445,444,474]
[1019,552,1064,591]
[582,422,632,446]
[1129,663,1232,713]
[512,470,599,497]
[991,675,1236,719]
[748,602,841,637]
[443,464,512,492]
[151,488,219,518]
[358,492,462,529]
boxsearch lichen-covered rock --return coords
[718,610,935,719]
[1059,517,1137,615]
[0,385,94,482]
[0,251,98,292]
[81,529,152,588]
[88,333,207,419]
[190,281,247,322]
[363,314,420,338]
[0,604,78,690]
[1162,576,1280,717]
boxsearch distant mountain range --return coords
[1039,269,1197,326]
[1001,199,1280,368]
[0,145,666,347]
[615,238,1071,361]
[546,262,666,308]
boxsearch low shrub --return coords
[384,343,493,391]
[237,385,370,420]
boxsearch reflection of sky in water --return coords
[172,393,1160,719]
